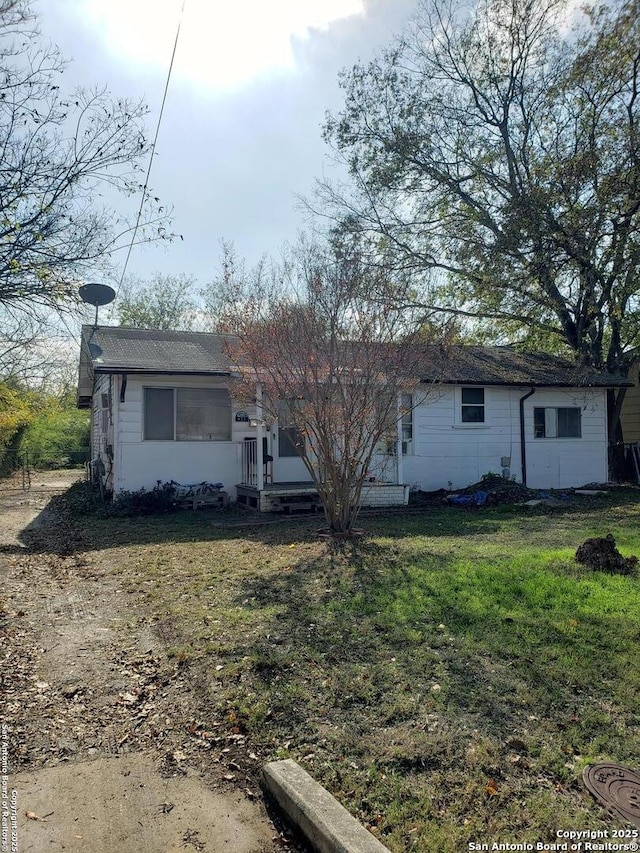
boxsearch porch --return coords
[236,481,321,513]
[237,438,409,513]
[237,437,319,512]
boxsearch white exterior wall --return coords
[112,375,257,498]
[103,374,609,498]
[91,374,115,491]
[90,374,107,462]
[404,385,608,492]
[521,387,608,489]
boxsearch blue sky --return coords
[40,0,417,290]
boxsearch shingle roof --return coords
[424,345,628,388]
[78,326,629,398]
[81,325,234,374]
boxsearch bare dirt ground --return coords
[0,471,293,853]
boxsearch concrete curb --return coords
[262,759,390,853]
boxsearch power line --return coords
[118,0,186,288]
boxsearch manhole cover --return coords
[583,763,640,827]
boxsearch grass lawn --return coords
[59,491,640,851]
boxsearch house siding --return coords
[112,374,256,497]
[521,387,608,488]
[620,361,640,443]
[403,385,608,491]
[90,374,114,491]
[101,373,609,499]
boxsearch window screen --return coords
[279,426,304,457]
[144,388,174,440]
[278,399,305,457]
[144,387,231,441]
[176,388,231,441]
[557,407,581,437]
[534,407,581,438]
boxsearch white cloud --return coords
[72,0,366,89]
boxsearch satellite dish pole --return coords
[78,283,116,329]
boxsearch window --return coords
[278,399,305,457]
[279,426,305,457]
[400,393,413,454]
[143,387,231,441]
[384,394,413,455]
[534,407,581,438]
[177,388,231,440]
[99,390,110,434]
[144,388,174,440]
[461,387,485,423]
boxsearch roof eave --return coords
[92,367,233,377]
[421,378,632,388]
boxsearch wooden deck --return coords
[236,481,322,513]
[236,481,409,513]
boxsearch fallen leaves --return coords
[485,778,499,796]
[116,691,141,705]
[182,828,205,851]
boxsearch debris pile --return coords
[446,474,541,507]
[575,533,638,576]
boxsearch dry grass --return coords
[43,489,640,851]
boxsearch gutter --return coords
[92,368,232,376]
[519,387,536,487]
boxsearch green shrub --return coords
[20,404,90,469]
[108,482,177,517]
[57,480,178,518]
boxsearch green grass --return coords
[52,492,640,851]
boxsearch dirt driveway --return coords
[0,472,292,853]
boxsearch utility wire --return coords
[118,0,186,288]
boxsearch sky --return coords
[38,0,419,292]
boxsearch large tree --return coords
[112,273,198,331]
[0,1,170,339]
[318,0,640,437]
[218,239,444,535]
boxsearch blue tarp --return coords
[447,490,488,506]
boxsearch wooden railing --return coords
[240,438,274,486]
[241,438,258,486]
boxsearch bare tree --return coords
[199,240,271,333]
[0,302,83,387]
[0,1,172,322]
[221,239,445,536]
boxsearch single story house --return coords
[77,325,628,510]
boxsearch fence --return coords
[0,447,90,491]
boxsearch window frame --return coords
[278,425,305,457]
[142,386,232,442]
[455,386,488,427]
[277,399,306,458]
[533,406,582,439]
[400,393,413,455]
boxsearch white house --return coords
[77,325,627,510]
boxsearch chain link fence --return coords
[0,447,89,491]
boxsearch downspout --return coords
[519,387,536,487]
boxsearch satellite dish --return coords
[79,282,116,328]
